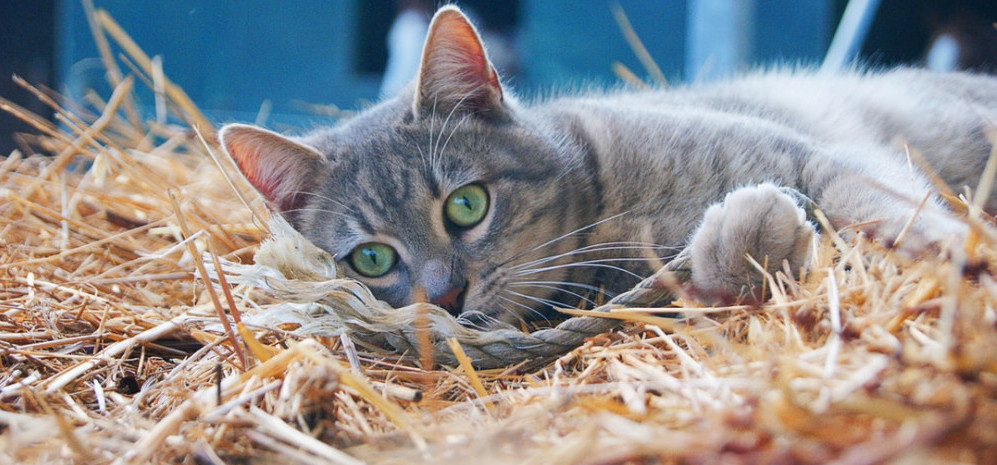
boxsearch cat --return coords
[219,6,997,328]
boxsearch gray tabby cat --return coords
[220,6,997,327]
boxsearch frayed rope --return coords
[205,216,690,369]
[204,189,817,369]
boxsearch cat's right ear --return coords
[219,124,326,214]
[413,6,505,118]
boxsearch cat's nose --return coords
[430,282,467,316]
[421,258,468,316]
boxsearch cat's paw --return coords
[689,183,814,304]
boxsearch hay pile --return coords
[2,9,997,465]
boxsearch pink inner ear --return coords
[434,13,488,73]
[222,126,322,214]
[416,7,503,110]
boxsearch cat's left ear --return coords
[413,6,505,118]
[219,124,327,216]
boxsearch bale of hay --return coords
[1,8,996,465]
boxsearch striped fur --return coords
[221,6,997,325]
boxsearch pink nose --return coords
[430,285,466,315]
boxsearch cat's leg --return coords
[796,144,973,257]
[812,168,969,255]
[688,183,815,304]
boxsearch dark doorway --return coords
[1,1,56,156]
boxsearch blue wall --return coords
[58,1,382,129]
[56,1,835,128]
[754,0,835,64]
[522,1,687,88]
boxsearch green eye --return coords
[350,243,397,277]
[445,184,489,228]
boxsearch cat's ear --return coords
[413,6,504,117]
[219,124,326,214]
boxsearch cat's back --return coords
[538,68,996,193]
[683,68,996,140]
[550,68,996,139]
[687,68,997,187]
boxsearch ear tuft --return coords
[414,6,504,117]
[219,124,326,215]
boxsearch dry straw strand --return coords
[1,8,996,465]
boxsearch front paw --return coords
[689,184,815,304]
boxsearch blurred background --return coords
[2,0,996,155]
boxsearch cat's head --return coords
[220,6,605,326]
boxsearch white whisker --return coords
[457,309,504,329]
[431,93,472,176]
[428,96,438,170]
[509,282,599,307]
[282,207,355,220]
[415,140,428,172]
[295,191,356,213]
[496,294,547,325]
[506,291,572,319]
[437,114,471,166]
[498,211,634,268]
[510,241,676,272]
[514,259,649,280]
[510,280,606,295]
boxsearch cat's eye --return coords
[445,184,489,228]
[350,242,397,277]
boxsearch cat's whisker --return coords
[415,140,429,172]
[430,93,473,174]
[491,300,515,319]
[513,259,649,280]
[282,207,355,221]
[427,95,439,170]
[498,211,634,268]
[456,308,504,329]
[516,240,674,261]
[509,282,600,307]
[437,114,471,169]
[509,280,607,295]
[509,241,676,272]
[496,294,550,326]
[576,240,677,251]
[505,291,574,321]
[295,191,357,213]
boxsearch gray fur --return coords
[220,6,997,325]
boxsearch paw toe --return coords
[689,184,814,303]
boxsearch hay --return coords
[2,8,997,464]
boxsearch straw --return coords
[1,9,995,465]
